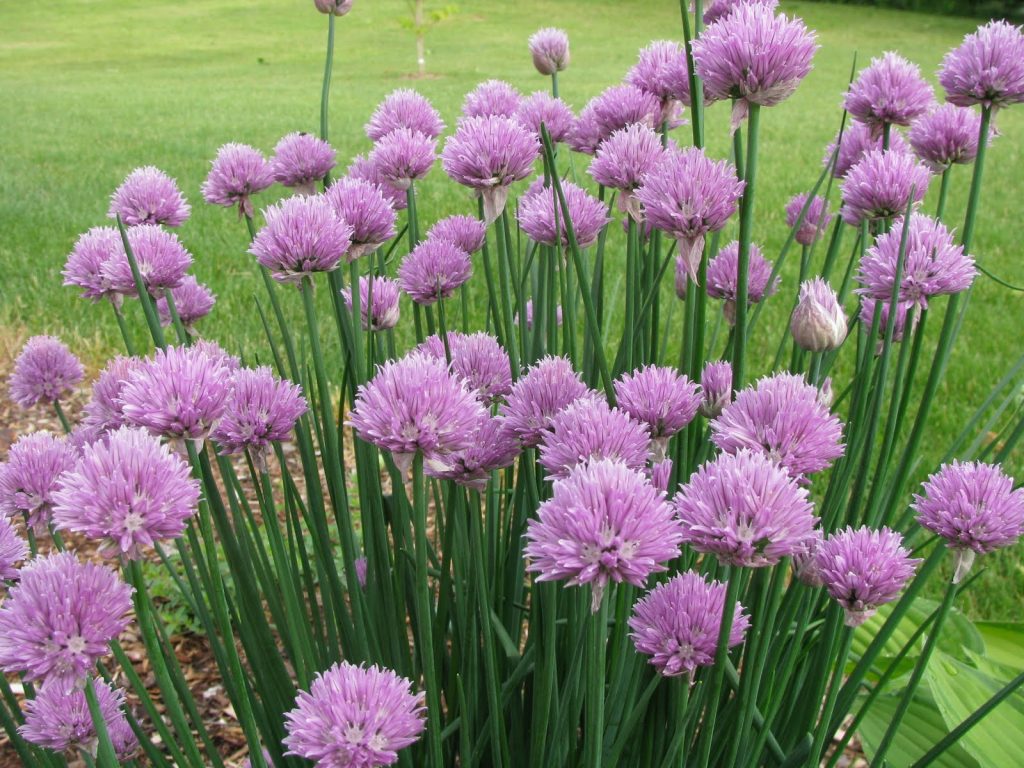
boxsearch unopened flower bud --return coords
[314,0,353,15]
[790,278,846,352]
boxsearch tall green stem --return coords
[731,104,760,389]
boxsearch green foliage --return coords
[802,0,1022,21]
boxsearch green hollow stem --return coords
[731,103,760,390]
[52,400,71,433]
[320,13,335,159]
[585,593,610,768]
[111,302,136,355]
[85,677,119,767]
[115,214,165,349]
[695,568,739,768]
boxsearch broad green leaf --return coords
[857,689,977,768]
[851,598,983,671]
[975,621,1024,672]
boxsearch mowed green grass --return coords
[1,0,1022,616]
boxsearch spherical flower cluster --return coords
[706,241,779,324]
[81,355,143,435]
[629,571,750,677]
[425,414,519,491]
[785,193,833,247]
[201,142,275,218]
[324,177,398,260]
[397,239,472,305]
[418,332,512,404]
[498,356,590,447]
[840,149,931,226]
[626,40,692,117]
[858,298,918,345]
[102,224,193,297]
[0,518,27,579]
[426,215,487,254]
[8,335,84,409]
[824,121,909,179]
[250,195,352,283]
[365,89,445,141]
[156,274,215,329]
[270,132,337,195]
[529,28,570,76]
[283,661,426,768]
[815,526,920,626]
[211,367,307,467]
[703,0,778,25]
[462,79,522,119]
[0,431,78,533]
[108,166,190,227]
[589,124,665,219]
[791,530,824,587]
[63,227,123,303]
[908,103,987,173]
[790,277,847,352]
[938,20,1024,110]
[538,396,651,480]
[588,84,660,142]
[342,276,402,331]
[368,128,437,190]
[20,678,138,759]
[514,92,576,145]
[568,105,603,156]
[517,180,609,249]
[844,52,934,135]
[524,459,684,611]
[614,365,701,454]
[348,153,407,211]
[699,360,733,419]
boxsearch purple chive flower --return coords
[418,332,512,404]
[635,147,745,282]
[649,458,673,494]
[427,215,487,254]
[397,239,473,305]
[518,299,563,330]
[844,52,935,135]
[0,552,133,691]
[694,5,817,131]
[442,115,540,224]
[703,0,779,25]
[284,661,426,768]
[270,132,337,196]
[538,396,651,481]
[155,274,215,329]
[908,103,988,173]
[342,276,402,331]
[62,227,124,303]
[425,414,519,491]
[568,105,603,156]
[119,344,233,446]
[368,128,437,190]
[675,449,818,567]
[250,195,352,283]
[517,180,609,249]
[913,461,1024,583]
[52,426,200,558]
[857,213,976,309]
[365,89,445,141]
[790,278,847,352]
[840,149,931,226]
[816,526,920,627]
[792,529,825,587]
[629,571,750,677]
[108,166,190,228]
[314,0,354,15]
[515,92,576,144]
[20,678,138,758]
[324,177,398,260]
[462,79,523,120]
[824,121,910,179]
[81,356,143,435]
[529,28,570,76]
[785,193,833,247]
[589,84,661,142]
[354,557,368,589]
[348,153,408,211]
[614,365,701,457]
[699,360,733,419]
[0,518,27,580]
[706,241,780,324]
[524,459,684,610]
[201,142,275,219]
[0,431,78,534]
[589,124,666,219]
[8,336,84,409]
[499,355,590,448]
[858,298,918,346]
[627,41,694,120]
[348,352,485,474]
[711,372,845,479]
[192,339,242,372]
[101,224,193,297]
[938,20,1024,111]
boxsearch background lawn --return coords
[0,0,1022,617]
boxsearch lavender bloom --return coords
[529,28,570,76]
[635,147,745,282]
[425,414,519,490]
[314,0,354,15]
[790,277,847,352]
[108,166,190,227]
[250,195,352,283]
[0,431,78,534]
[499,355,590,448]
[102,224,193,297]
[785,193,833,247]
[649,459,673,494]
[201,142,274,218]
[856,213,976,309]
[462,80,523,119]
[365,89,445,141]
[699,360,733,419]
[517,180,609,249]
[913,461,1024,583]
[840,149,931,226]
[844,52,935,135]
[568,105,603,156]
[427,215,487,254]
[630,571,750,677]
[270,132,337,195]
[418,332,512,404]
[694,6,817,131]
[8,336,83,409]
[354,557,368,589]
[349,153,408,211]
[627,41,693,119]
[703,0,778,25]
[816,526,920,626]
[538,396,651,481]
[938,20,1024,110]
[908,103,987,173]
[342,276,402,331]
[81,356,143,435]
[62,227,123,303]
[792,530,824,587]
[0,552,133,690]
[284,662,426,768]
[155,274,215,329]
[0,518,26,579]
[711,372,845,479]
[442,115,539,223]
[192,339,242,372]
[589,84,660,142]
[525,459,684,610]
[20,678,138,758]
[615,366,701,457]
[589,124,665,219]
[858,298,918,345]
[824,121,910,179]
[706,241,780,324]
[397,239,472,305]
[519,299,563,330]
[368,128,436,190]
[324,177,398,260]
[515,92,576,144]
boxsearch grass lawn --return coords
[1,0,1022,617]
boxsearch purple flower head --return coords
[52,426,200,559]
[675,449,818,567]
[785,193,833,247]
[354,557,368,589]
[442,115,539,223]
[102,224,192,297]
[63,227,123,303]
[913,461,1024,583]
[816,526,920,626]
[348,153,408,211]
[397,238,472,305]
[790,277,846,352]
[418,331,512,404]
[0,518,27,579]
[525,459,684,610]
[792,529,824,587]
[517,180,609,249]
[700,360,733,419]
[425,414,519,491]
[518,299,563,330]
[706,241,779,325]
[538,395,651,481]
[314,0,354,15]
[568,105,604,156]
[108,166,190,227]
[515,92,576,145]
[368,128,437,190]
[589,124,666,219]
[201,142,274,218]
[192,339,242,371]
[840,149,931,226]
[627,41,693,116]
[649,458,673,494]
[529,28,570,76]
[499,355,590,448]
[81,356,144,435]
[270,132,337,195]
[348,352,485,474]
[938,20,1024,110]
[20,678,138,758]
[427,215,487,254]
[589,84,661,143]
[908,103,988,173]
[0,552,133,690]
[703,0,779,25]
[365,89,445,141]
[824,121,910,179]
[462,79,522,120]
[324,177,398,260]
[635,147,745,282]
[284,661,426,768]
[250,195,352,283]
[857,213,976,309]
[155,274,215,329]
[630,571,750,677]
[8,336,84,409]
[858,298,918,346]
[711,372,845,479]
[342,276,402,331]
[844,52,935,135]
[614,365,701,455]
[0,431,78,534]
[694,6,817,131]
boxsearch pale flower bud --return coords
[314,0,353,16]
[790,278,846,352]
